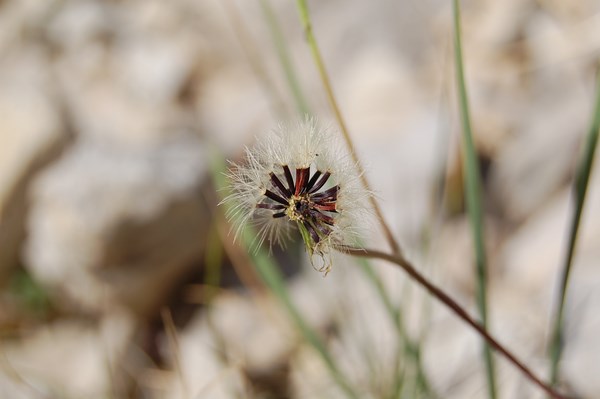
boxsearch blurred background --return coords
[0,0,599,398]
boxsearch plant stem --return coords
[161,308,189,399]
[451,1,496,397]
[549,69,600,386]
[339,246,571,399]
[294,0,401,256]
[356,257,434,397]
[259,0,311,116]
[222,0,288,118]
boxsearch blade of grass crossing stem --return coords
[211,154,360,399]
[352,261,404,397]
[238,228,359,399]
[356,257,433,397]
[452,2,497,398]
[259,0,311,116]
[549,70,600,387]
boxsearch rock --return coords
[0,51,69,285]
[1,0,599,398]
[3,312,135,399]
[501,152,600,307]
[158,310,246,399]
[490,98,586,223]
[24,133,210,317]
[561,256,600,397]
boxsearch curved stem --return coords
[339,246,571,399]
[549,68,600,385]
[294,0,401,256]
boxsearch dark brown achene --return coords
[257,165,339,247]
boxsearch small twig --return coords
[294,0,401,256]
[0,349,50,399]
[161,307,189,399]
[339,246,571,399]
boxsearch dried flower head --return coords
[223,118,368,273]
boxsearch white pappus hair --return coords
[222,117,370,272]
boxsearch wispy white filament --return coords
[223,117,369,269]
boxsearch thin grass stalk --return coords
[201,225,248,399]
[389,355,406,399]
[237,228,360,399]
[221,0,288,118]
[294,0,401,256]
[340,246,569,399]
[212,155,360,399]
[259,0,311,116]
[356,258,434,397]
[549,69,600,387]
[161,308,190,399]
[451,1,497,397]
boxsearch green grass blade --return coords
[258,0,311,116]
[238,229,360,399]
[212,154,360,399]
[221,0,288,118]
[452,1,497,398]
[356,258,434,397]
[549,69,600,386]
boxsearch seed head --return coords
[222,118,368,273]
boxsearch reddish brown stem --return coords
[340,246,572,399]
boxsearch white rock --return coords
[561,256,600,397]
[3,312,135,399]
[0,50,66,282]
[24,133,209,314]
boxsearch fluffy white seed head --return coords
[222,117,370,272]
